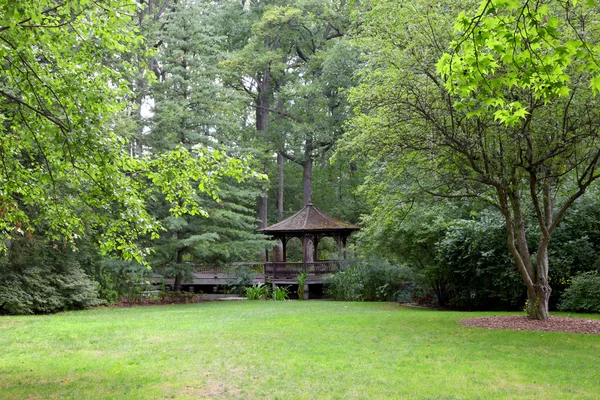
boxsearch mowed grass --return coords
[1,302,599,399]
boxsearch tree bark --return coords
[302,142,314,262]
[302,138,313,206]
[256,68,270,232]
[255,68,270,260]
[174,231,184,292]
[277,151,284,221]
[498,187,551,320]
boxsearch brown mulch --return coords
[461,315,600,335]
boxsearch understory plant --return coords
[558,272,600,313]
[273,285,290,301]
[325,260,414,302]
[245,283,270,300]
[0,237,103,315]
[296,272,308,300]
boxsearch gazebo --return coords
[258,203,360,279]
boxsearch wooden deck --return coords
[158,261,344,288]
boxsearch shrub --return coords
[296,272,308,300]
[558,272,600,313]
[325,260,414,302]
[272,285,290,301]
[117,291,203,306]
[435,214,525,310]
[0,237,103,315]
[245,284,270,300]
[226,267,256,296]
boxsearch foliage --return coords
[89,259,154,305]
[221,0,362,217]
[346,0,600,319]
[558,272,600,313]
[0,0,260,263]
[325,260,415,302]
[438,0,600,123]
[117,291,204,307]
[436,212,525,310]
[272,285,290,301]
[296,272,308,300]
[357,189,600,310]
[245,283,271,300]
[226,267,257,297]
[549,188,600,305]
[0,0,148,258]
[0,237,103,315]
[131,0,271,288]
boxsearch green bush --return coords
[325,260,414,302]
[296,272,308,300]
[226,267,256,296]
[558,272,600,313]
[435,214,525,310]
[0,237,103,315]
[245,283,270,300]
[92,259,154,303]
[272,285,290,301]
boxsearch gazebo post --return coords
[282,236,287,262]
[313,236,319,262]
[302,235,308,272]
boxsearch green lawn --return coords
[1,302,598,399]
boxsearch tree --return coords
[0,0,257,262]
[347,0,600,319]
[136,0,271,289]
[223,1,357,204]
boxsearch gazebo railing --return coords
[264,260,345,279]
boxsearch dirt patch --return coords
[177,383,241,398]
[461,315,600,334]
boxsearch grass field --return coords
[1,301,599,399]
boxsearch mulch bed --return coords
[461,315,600,334]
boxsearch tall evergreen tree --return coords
[139,0,271,289]
[221,0,363,235]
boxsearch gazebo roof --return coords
[259,203,360,235]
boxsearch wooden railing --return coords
[181,261,344,278]
[264,261,343,279]
[194,263,265,275]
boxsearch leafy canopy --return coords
[437,0,600,124]
[0,1,260,262]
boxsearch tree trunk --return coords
[255,68,270,259]
[303,139,313,206]
[526,286,551,320]
[174,231,184,292]
[498,188,551,320]
[256,68,270,232]
[528,239,552,319]
[277,151,284,221]
[258,195,268,229]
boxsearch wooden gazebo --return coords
[258,203,360,279]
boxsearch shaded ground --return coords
[461,315,600,334]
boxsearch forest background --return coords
[1,0,600,318]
